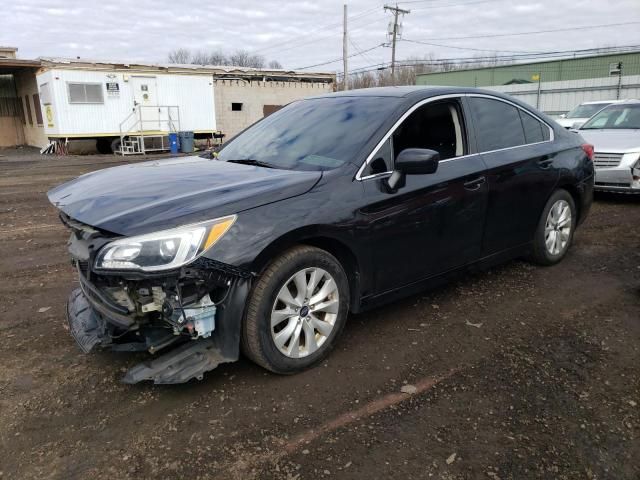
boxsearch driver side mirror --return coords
[385,148,440,192]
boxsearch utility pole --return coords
[343,4,348,90]
[384,4,410,86]
[616,62,623,99]
[535,72,542,109]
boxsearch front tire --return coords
[529,189,576,265]
[110,138,123,155]
[242,245,349,374]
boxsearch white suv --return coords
[556,100,621,129]
[577,100,640,193]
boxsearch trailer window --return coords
[68,83,104,104]
[39,82,52,105]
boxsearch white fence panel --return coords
[487,75,640,116]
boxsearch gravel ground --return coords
[0,148,639,480]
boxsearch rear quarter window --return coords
[519,109,550,144]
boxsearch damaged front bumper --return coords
[67,287,231,384]
[62,214,252,384]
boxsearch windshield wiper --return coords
[226,159,276,169]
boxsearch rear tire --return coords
[529,189,576,265]
[242,245,349,374]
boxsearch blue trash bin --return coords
[169,133,179,154]
[179,131,194,153]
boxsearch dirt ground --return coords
[0,147,639,480]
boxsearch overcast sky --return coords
[2,0,639,72]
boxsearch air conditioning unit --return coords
[609,62,622,76]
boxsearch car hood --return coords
[48,156,322,236]
[556,117,587,128]
[578,129,640,153]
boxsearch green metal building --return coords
[416,51,640,87]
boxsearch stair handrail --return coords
[118,106,142,156]
[118,105,182,156]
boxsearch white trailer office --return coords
[36,58,217,154]
[0,53,335,152]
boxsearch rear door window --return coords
[469,97,525,152]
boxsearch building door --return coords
[131,76,160,131]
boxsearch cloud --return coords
[0,0,638,70]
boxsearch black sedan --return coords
[48,86,594,384]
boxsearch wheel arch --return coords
[555,182,582,221]
[251,227,363,312]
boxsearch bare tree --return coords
[207,50,229,66]
[229,49,265,68]
[342,52,515,90]
[191,49,228,65]
[167,48,191,64]
[167,48,278,68]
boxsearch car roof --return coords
[581,99,632,105]
[304,85,561,128]
[309,85,521,101]
[596,99,640,106]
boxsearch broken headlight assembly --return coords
[95,215,236,272]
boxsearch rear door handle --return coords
[463,176,486,191]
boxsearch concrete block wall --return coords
[214,80,333,139]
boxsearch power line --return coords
[251,9,385,59]
[249,0,508,59]
[397,0,497,4]
[396,44,640,64]
[350,37,379,65]
[296,43,386,70]
[407,21,640,42]
[402,38,539,54]
[345,44,640,76]
[403,0,503,9]
[250,6,381,55]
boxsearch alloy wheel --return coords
[545,199,572,256]
[270,267,339,358]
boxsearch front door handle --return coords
[537,158,554,169]
[464,176,486,191]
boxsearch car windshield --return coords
[566,103,611,118]
[216,96,399,171]
[581,103,640,130]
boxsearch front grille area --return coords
[593,153,623,169]
[76,260,90,276]
[595,181,630,188]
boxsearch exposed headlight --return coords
[95,215,236,272]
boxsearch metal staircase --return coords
[118,105,180,156]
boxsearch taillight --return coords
[582,143,594,161]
